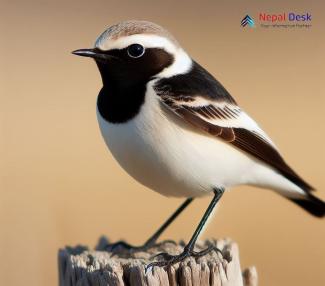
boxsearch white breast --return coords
[97,82,305,199]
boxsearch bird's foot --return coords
[104,239,177,253]
[145,243,222,272]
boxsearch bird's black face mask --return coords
[72,46,174,123]
[73,46,174,88]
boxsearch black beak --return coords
[72,48,114,62]
[72,48,98,58]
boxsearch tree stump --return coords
[58,237,257,286]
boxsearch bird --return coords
[73,20,325,268]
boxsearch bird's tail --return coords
[289,193,325,218]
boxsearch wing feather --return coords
[171,103,313,191]
[154,61,313,192]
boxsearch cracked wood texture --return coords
[58,237,258,286]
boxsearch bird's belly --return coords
[96,96,255,198]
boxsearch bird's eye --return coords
[127,44,145,58]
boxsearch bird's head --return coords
[73,20,192,87]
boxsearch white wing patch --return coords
[161,95,277,149]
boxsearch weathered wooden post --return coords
[58,237,257,286]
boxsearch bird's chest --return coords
[96,83,165,188]
[96,86,211,197]
[96,90,174,190]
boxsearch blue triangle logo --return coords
[241,15,255,28]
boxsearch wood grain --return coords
[58,237,257,286]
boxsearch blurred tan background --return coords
[1,0,324,285]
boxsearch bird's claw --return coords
[145,244,223,272]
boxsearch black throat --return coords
[97,81,147,124]
[96,47,174,124]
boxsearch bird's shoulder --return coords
[154,60,236,105]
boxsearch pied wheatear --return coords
[73,20,325,268]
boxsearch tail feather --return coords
[289,193,325,218]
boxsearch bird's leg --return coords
[105,198,193,252]
[146,188,224,271]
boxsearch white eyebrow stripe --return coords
[96,34,193,78]
[95,34,177,54]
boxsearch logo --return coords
[241,13,312,29]
[259,12,312,22]
[241,15,255,27]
